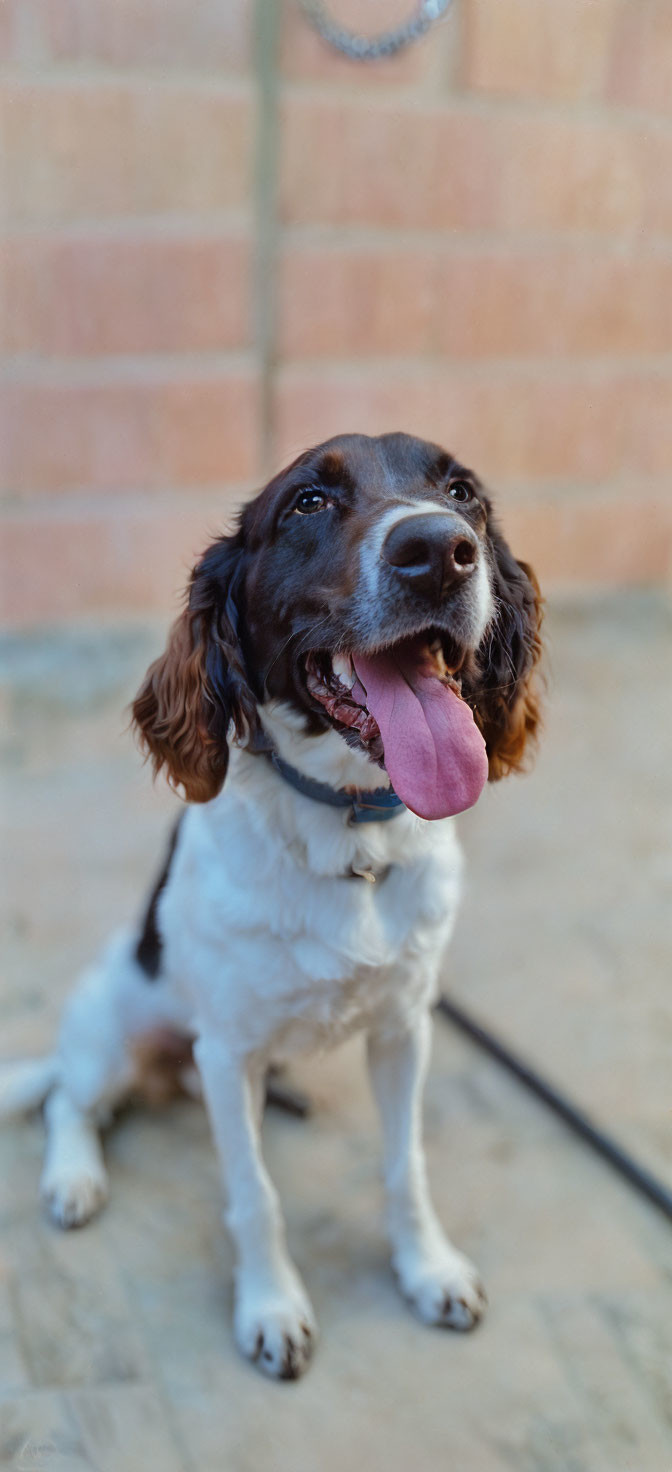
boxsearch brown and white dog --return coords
[0,433,542,1380]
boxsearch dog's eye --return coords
[449,481,473,504]
[294,488,328,515]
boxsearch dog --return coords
[0,432,542,1380]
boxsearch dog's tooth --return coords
[332,654,354,688]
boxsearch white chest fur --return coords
[159,715,464,1059]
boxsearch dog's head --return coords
[133,433,543,814]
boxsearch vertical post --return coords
[253,0,281,479]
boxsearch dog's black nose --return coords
[382,514,477,601]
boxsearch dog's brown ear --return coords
[132,535,258,803]
[474,516,544,781]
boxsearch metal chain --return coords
[298,0,452,61]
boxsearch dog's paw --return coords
[41,1166,109,1229]
[234,1275,317,1381]
[395,1245,487,1331]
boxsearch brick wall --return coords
[2,0,671,628]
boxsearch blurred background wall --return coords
[1,0,671,630]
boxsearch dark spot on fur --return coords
[135,817,182,979]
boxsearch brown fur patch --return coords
[130,1029,195,1107]
[132,608,229,804]
[475,560,544,781]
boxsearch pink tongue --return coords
[352,645,488,820]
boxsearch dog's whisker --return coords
[261,613,333,689]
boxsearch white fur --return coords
[0,1056,58,1116]
[474,555,495,639]
[1,707,486,1377]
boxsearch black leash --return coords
[437,994,672,1225]
[265,1073,311,1119]
[266,995,672,1222]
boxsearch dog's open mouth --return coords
[305,632,488,820]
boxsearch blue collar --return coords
[267,752,405,824]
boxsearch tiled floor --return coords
[1,595,671,1472]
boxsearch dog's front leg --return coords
[367,1010,487,1331]
[194,1035,316,1380]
